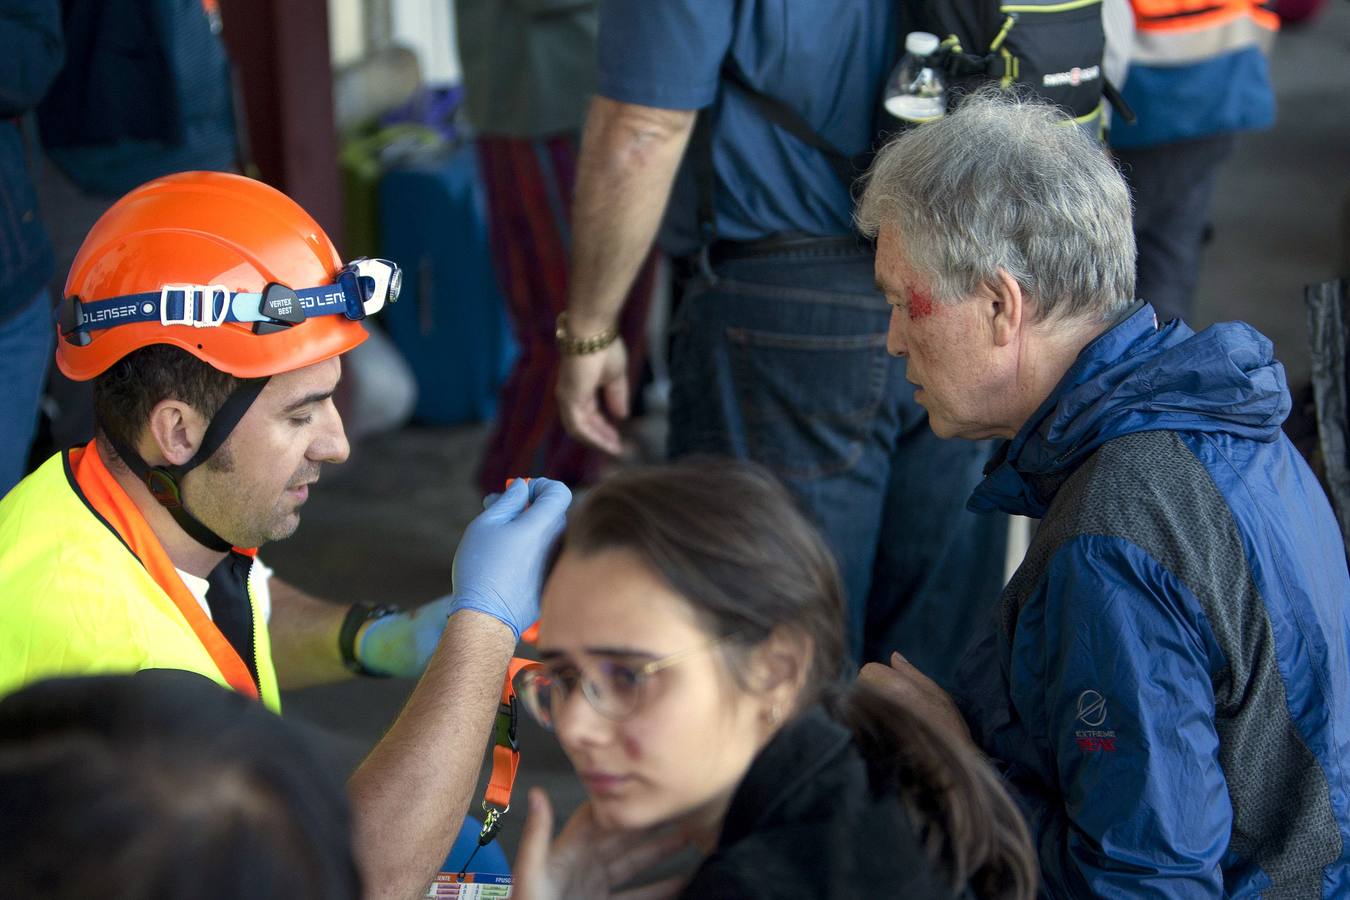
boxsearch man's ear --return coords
[988,268,1025,349]
[144,399,208,466]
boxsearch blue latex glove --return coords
[450,477,571,637]
[357,478,571,676]
[357,594,456,678]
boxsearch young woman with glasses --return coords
[511,459,1036,899]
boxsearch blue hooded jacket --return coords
[956,304,1350,898]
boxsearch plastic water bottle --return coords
[883,32,947,123]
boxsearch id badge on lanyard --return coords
[423,872,513,898]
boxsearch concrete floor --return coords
[36,0,1350,875]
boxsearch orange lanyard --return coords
[485,656,537,809]
[459,621,542,878]
[462,480,545,867]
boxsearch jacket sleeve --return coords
[0,0,63,117]
[1016,534,1230,898]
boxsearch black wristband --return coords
[339,602,402,677]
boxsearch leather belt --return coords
[705,233,869,266]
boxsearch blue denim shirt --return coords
[597,0,897,255]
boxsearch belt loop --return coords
[696,244,718,285]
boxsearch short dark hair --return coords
[92,345,241,452]
[555,459,1036,900]
[0,670,360,899]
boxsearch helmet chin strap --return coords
[104,378,270,553]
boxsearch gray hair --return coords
[856,89,1135,323]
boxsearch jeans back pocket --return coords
[726,327,891,480]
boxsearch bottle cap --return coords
[905,31,940,57]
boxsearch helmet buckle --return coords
[145,468,183,508]
[160,284,230,329]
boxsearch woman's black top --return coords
[680,707,961,899]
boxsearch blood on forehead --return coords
[902,266,937,320]
[907,287,935,320]
[878,231,939,321]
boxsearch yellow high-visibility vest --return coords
[0,444,280,712]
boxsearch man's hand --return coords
[859,651,972,743]
[557,339,630,456]
[358,478,572,673]
[447,477,572,640]
[558,97,695,455]
[513,788,689,900]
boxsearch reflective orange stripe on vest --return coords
[68,442,260,701]
[1131,0,1278,33]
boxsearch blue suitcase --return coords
[377,147,516,425]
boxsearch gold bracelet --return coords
[556,312,619,355]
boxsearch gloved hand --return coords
[356,478,572,676]
[450,477,572,639]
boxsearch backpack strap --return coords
[931,14,1020,85]
[694,59,866,245]
[692,109,719,248]
[1101,77,1136,125]
[720,61,860,189]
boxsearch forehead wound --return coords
[907,285,935,320]
[883,255,937,321]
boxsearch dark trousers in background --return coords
[475,133,657,494]
[1117,134,1237,326]
[0,288,53,496]
[667,242,1007,678]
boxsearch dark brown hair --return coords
[0,670,359,899]
[93,344,241,456]
[557,457,1037,900]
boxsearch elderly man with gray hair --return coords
[858,91,1350,898]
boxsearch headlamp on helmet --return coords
[59,257,401,347]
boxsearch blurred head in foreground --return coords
[0,669,359,899]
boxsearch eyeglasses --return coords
[515,635,730,731]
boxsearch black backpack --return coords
[914,0,1119,134]
[716,0,1126,194]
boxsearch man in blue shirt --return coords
[555,0,1005,671]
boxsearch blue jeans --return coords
[667,244,1006,679]
[0,288,52,496]
[1116,134,1236,325]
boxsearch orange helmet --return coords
[56,171,399,381]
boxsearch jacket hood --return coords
[971,303,1291,517]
